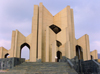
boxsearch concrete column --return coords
[90,50,98,59]
[65,27,71,59]
[95,50,98,59]
[45,26,49,62]
[52,41,56,62]
[67,6,72,43]
[14,30,18,57]
[65,41,71,59]
[30,5,39,62]
[0,47,3,58]
[86,34,90,60]
[38,3,43,60]
[67,6,73,59]
[10,31,15,57]
[70,9,76,58]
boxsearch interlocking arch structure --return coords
[0,3,98,62]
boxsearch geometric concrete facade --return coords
[0,3,98,62]
[90,50,98,59]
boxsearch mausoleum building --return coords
[0,3,98,62]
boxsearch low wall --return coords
[60,56,100,74]
[0,58,25,70]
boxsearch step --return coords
[0,62,78,74]
[0,71,69,74]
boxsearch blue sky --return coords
[0,0,100,59]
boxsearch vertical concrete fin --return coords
[14,30,26,58]
[30,5,39,62]
[77,34,90,60]
[2,47,8,58]
[65,27,71,58]
[10,31,16,57]
[70,9,75,40]
[38,3,43,60]
[0,47,3,58]
[49,28,56,62]
[65,41,71,58]
[90,50,98,59]
[52,41,56,62]
[70,9,76,58]
[32,5,39,33]
[16,31,26,58]
[85,34,90,60]
[67,6,71,40]
[77,35,86,60]
[45,26,49,62]
[14,30,18,57]
[67,6,74,58]
[96,50,98,59]
[41,4,53,62]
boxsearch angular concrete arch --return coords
[56,40,62,47]
[76,45,83,60]
[91,55,94,60]
[7,29,37,62]
[56,51,62,62]
[0,47,8,58]
[5,53,9,58]
[49,24,61,34]
[0,3,97,62]
[77,34,91,60]
[90,50,98,59]
[20,43,30,59]
[20,43,30,50]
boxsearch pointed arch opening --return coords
[76,45,83,60]
[5,53,10,58]
[91,55,94,60]
[49,24,61,34]
[56,40,62,47]
[56,51,62,62]
[20,43,30,60]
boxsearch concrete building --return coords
[0,3,98,62]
